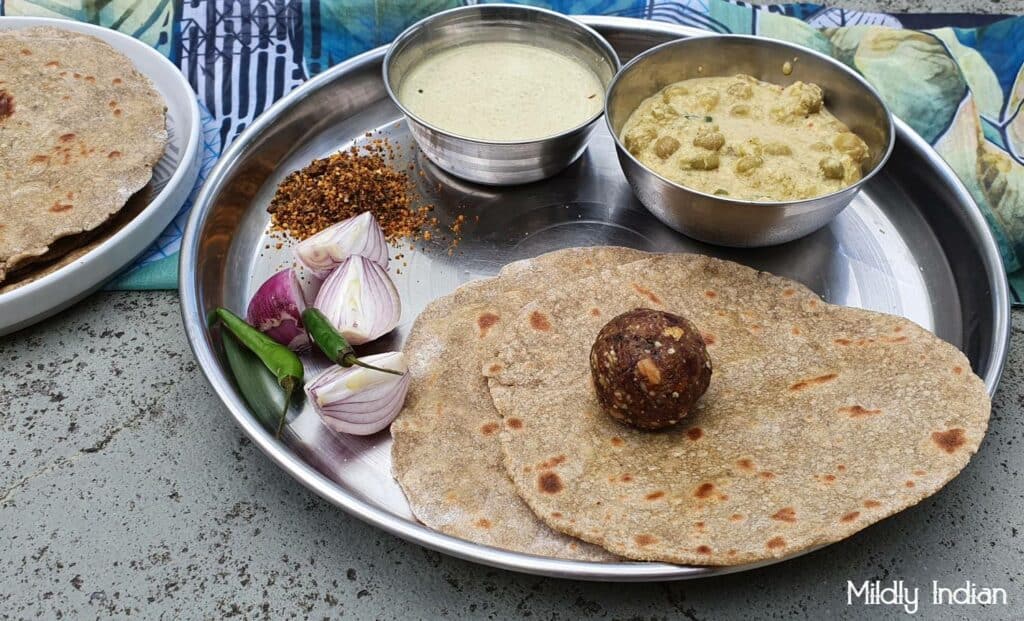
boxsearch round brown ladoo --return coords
[590,308,711,430]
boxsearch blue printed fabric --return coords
[3,0,1022,302]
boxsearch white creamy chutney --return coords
[397,41,603,142]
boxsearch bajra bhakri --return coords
[391,247,647,559]
[485,253,990,565]
[0,26,167,284]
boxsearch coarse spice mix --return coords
[267,138,434,242]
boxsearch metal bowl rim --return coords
[382,3,622,147]
[604,33,897,208]
[179,15,1009,582]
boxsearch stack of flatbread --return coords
[0,27,167,290]
[391,247,990,565]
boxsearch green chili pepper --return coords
[302,308,403,376]
[222,330,288,432]
[214,307,304,438]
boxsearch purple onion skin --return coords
[246,268,310,352]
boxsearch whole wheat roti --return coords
[0,27,167,283]
[392,246,648,560]
[487,253,990,565]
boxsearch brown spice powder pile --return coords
[267,140,430,242]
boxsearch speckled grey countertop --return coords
[4,3,1024,619]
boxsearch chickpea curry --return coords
[620,74,870,201]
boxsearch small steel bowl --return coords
[383,4,620,186]
[606,35,895,247]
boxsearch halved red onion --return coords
[246,268,310,352]
[292,262,324,306]
[294,211,389,277]
[313,255,401,346]
[306,352,410,436]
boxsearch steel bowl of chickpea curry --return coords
[606,35,894,247]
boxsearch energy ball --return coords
[590,308,712,430]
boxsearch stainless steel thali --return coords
[180,17,1010,581]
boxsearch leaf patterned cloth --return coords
[4,0,1022,302]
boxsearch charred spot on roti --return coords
[821,474,837,483]
[480,422,499,436]
[630,283,663,305]
[782,288,796,297]
[474,518,492,529]
[30,155,48,163]
[0,91,13,121]
[694,521,706,531]
[590,307,601,317]
[789,373,838,391]
[645,491,665,501]
[834,338,852,346]
[931,428,967,454]
[913,469,926,476]
[112,77,123,84]
[529,310,551,331]
[840,511,860,523]
[729,513,745,523]
[863,499,881,508]
[49,202,73,213]
[539,455,567,469]
[882,335,908,344]
[107,150,122,159]
[476,312,499,337]
[45,60,59,67]
[791,326,801,335]
[634,534,658,547]
[551,512,563,519]
[84,75,95,83]
[113,109,123,117]
[686,427,704,441]
[839,405,881,418]
[696,545,712,555]
[702,332,716,346]
[694,483,716,499]
[704,290,717,298]
[620,474,633,483]
[20,48,31,55]
[766,537,786,550]
[610,436,624,446]
[727,549,738,557]
[905,480,915,488]
[538,472,563,494]
[837,464,847,472]
[953,366,963,375]
[771,507,796,523]
[759,471,776,480]
[736,458,755,471]
[507,418,523,430]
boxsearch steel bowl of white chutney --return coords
[606,35,895,247]
[383,4,621,185]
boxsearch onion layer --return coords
[306,351,410,435]
[294,211,389,277]
[313,255,401,346]
[246,268,310,351]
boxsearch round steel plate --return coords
[179,17,1010,581]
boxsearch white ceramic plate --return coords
[0,16,201,335]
